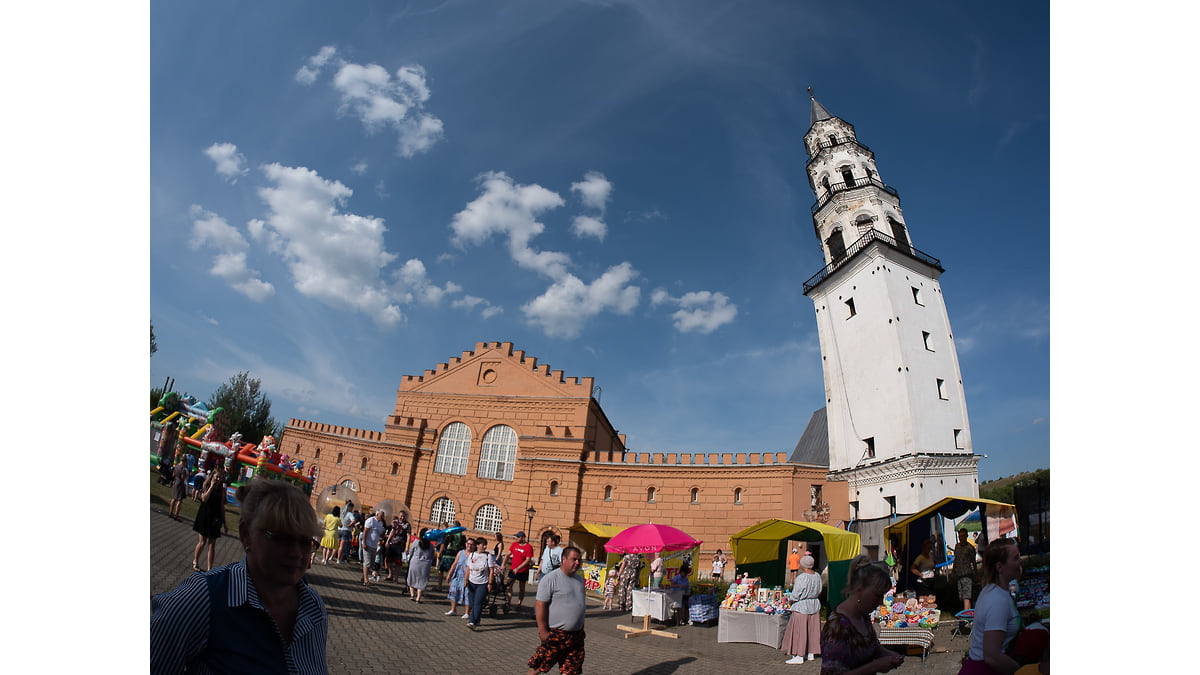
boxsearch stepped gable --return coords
[398,340,594,399]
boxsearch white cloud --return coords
[449,171,568,278]
[650,287,670,306]
[255,163,402,326]
[571,215,607,240]
[569,171,611,240]
[391,258,460,306]
[295,45,338,85]
[571,171,612,211]
[652,288,738,334]
[329,61,445,157]
[522,263,640,338]
[188,205,274,301]
[203,142,249,183]
[351,161,368,175]
[452,295,486,311]
[480,306,503,319]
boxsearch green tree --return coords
[151,386,164,411]
[151,321,158,356]
[208,371,281,447]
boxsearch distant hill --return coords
[979,468,1049,505]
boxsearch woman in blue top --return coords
[444,538,475,618]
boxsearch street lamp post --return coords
[526,506,536,536]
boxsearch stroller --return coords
[485,572,512,617]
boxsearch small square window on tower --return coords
[845,298,856,318]
[922,331,934,351]
[937,378,948,400]
[954,429,964,449]
[864,437,875,459]
[912,287,923,305]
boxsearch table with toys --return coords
[872,589,941,664]
[716,575,794,648]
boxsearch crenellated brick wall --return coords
[280,341,850,566]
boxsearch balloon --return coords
[422,525,466,542]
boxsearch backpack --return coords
[549,547,562,571]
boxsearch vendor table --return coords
[876,626,936,665]
[619,589,685,639]
[716,609,789,649]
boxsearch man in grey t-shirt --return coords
[527,546,586,675]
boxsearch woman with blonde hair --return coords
[152,479,328,673]
[958,538,1024,675]
[819,555,904,674]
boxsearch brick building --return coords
[281,340,848,562]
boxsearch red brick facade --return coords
[281,341,849,561]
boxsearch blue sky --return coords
[147,1,1049,481]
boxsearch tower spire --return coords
[808,86,834,126]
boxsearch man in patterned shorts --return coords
[527,546,586,675]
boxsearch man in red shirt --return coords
[507,531,535,606]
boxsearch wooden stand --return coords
[617,613,679,639]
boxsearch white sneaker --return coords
[444,609,456,615]
[461,613,469,619]
[786,656,805,664]
[807,654,816,661]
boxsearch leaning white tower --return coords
[801,90,980,555]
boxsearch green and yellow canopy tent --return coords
[729,519,860,605]
[883,496,1017,593]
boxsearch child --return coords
[603,566,618,609]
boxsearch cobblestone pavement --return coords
[151,507,969,674]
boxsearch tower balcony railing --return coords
[810,175,899,214]
[803,228,943,294]
[806,136,873,168]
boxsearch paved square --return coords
[151,508,969,673]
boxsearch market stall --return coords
[605,523,702,639]
[883,497,1017,596]
[872,588,942,664]
[567,522,626,597]
[729,519,861,604]
[715,575,794,648]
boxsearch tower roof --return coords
[808,87,834,125]
[789,406,829,466]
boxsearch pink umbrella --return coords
[603,523,702,554]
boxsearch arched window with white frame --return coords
[478,425,517,481]
[434,421,471,476]
[430,496,455,526]
[474,504,503,533]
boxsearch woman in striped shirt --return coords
[151,479,329,674]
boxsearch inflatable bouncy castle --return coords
[151,391,315,499]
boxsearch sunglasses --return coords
[262,529,320,552]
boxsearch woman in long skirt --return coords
[616,552,645,612]
[406,528,436,603]
[781,555,823,664]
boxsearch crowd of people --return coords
[151,481,597,673]
[151,472,1047,675]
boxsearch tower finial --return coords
[807,86,814,99]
